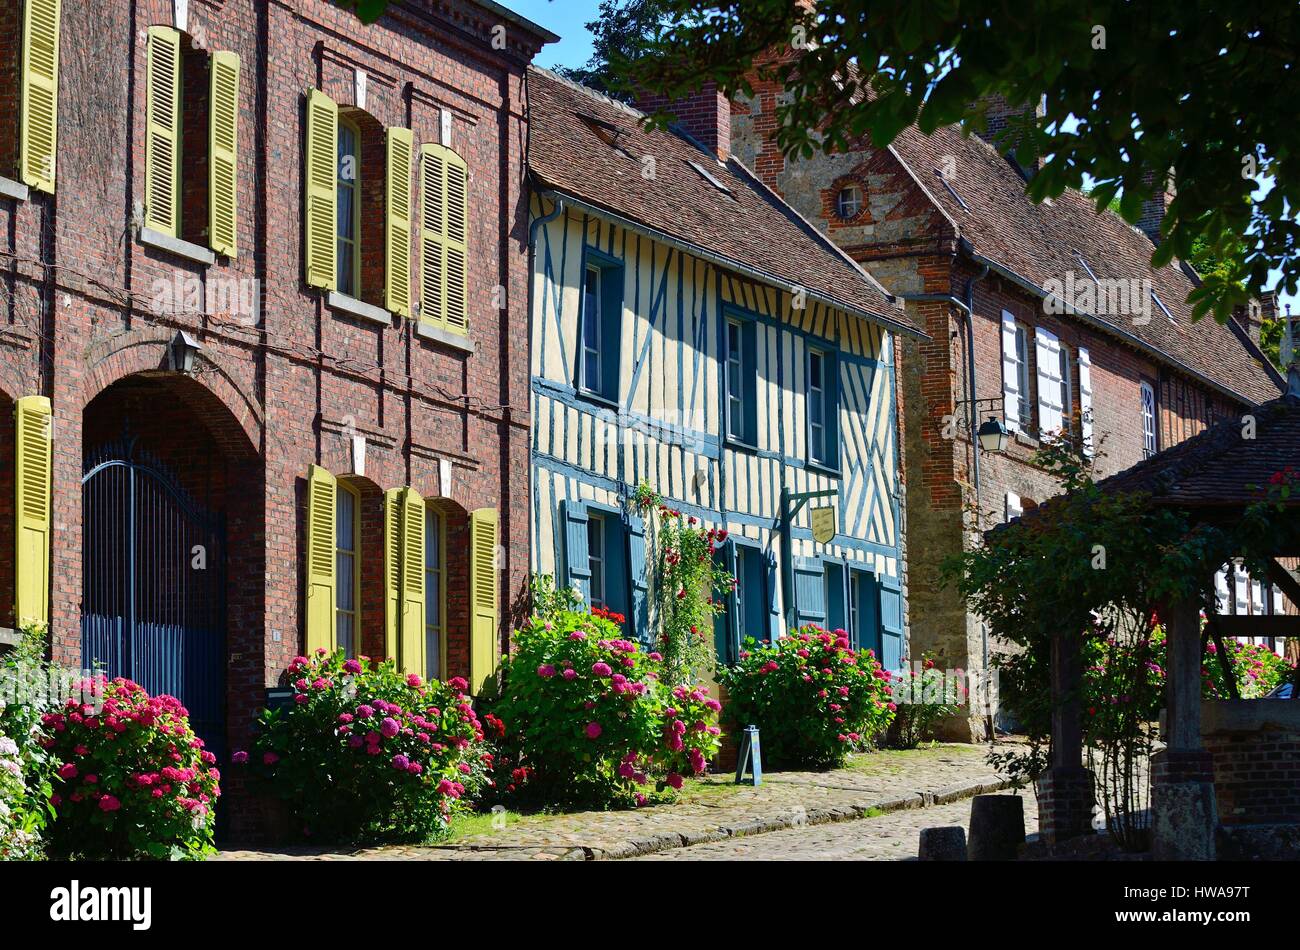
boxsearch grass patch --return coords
[439,807,526,843]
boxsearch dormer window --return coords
[686,158,733,197]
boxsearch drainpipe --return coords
[960,264,995,746]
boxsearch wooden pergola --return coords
[1036,371,1300,859]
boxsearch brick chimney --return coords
[972,94,1045,174]
[1234,291,1274,349]
[638,84,731,161]
[1138,170,1176,242]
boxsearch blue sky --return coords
[510,0,601,72]
[507,0,1294,319]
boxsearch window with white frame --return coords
[1059,343,1074,434]
[726,319,745,440]
[581,265,602,393]
[1140,381,1158,458]
[587,513,606,609]
[808,350,828,464]
[1016,325,1033,429]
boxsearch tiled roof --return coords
[1091,380,1300,509]
[887,124,1284,405]
[526,68,919,336]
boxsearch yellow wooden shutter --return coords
[442,151,468,333]
[14,396,52,627]
[418,144,445,327]
[304,89,338,290]
[400,489,426,676]
[305,465,337,654]
[209,51,240,257]
[144,26,181,236]
[383,487,401,662]
[384,127,413,317]
[468,507,499,695]
[19,0,61,193]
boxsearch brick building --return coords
[728,62,1286,737]
[0,0,554,818]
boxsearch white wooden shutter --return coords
[1005,491,1023,522]
[1251,579,1265,615]
[1000,311,1021,432]
[1077,347,1094,456]
[1213,567,1230,615]
[1273,585,1286,616]
[1233,563,1249,614]
[1035,327,1063,437]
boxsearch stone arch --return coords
[81,327,263,454]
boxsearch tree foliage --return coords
[552,0,672,100]
[613,0,1300,323]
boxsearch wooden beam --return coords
[1165,598,1203,751]
[1266,559,1300,609]
[1212,615,1300,638]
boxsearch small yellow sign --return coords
[811,505,836,544]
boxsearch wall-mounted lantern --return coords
[168,330,202,375]
[977,415,1010,454]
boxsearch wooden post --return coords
[1050,630,1082,768]
[1037,627,1093,843]
[1165,597,1202,751]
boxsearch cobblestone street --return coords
[634,790,1040,860]
[217,743,1021,861]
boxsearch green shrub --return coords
[0,623,58,860]
[718,626,895,770]
[239,651,489,844]
[887,654,963,749]
[493,607,722,808]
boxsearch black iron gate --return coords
[81,438,227,759]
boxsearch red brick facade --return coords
[0,0,550,829]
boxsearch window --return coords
[335,482,360,657]
[724,313,758,445]
[576,251,623,400]
[1140,380,1158,458]
[336,118,360,296]
[726,320,744,439]
[142,27,240,254]
[1015,325,1033,430]
[835,184,863,220]
[807,349,840,468]
[1059,343,1074,434]
[581,265,602,393]
[424,506,444,681]
[587,513,606,609]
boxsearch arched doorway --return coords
[80,372,262,762]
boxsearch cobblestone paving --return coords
[216,744,1015,861]
[633,791,1040,860]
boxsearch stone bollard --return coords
[918,826,967,861]
[967,795,1025,860]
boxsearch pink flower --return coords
[537,664,556,679]
[57,763,78,780]
[665,772,684,790]
[585,721,603,739]
[592,662,612,677]
[562,668,577,681]
[356,704,375,719]
[343,659,363,674]
[263,751,279,766]
[392,754,410,771]
[406,673,423,688]
[99,795,121,812]
[380,717,400,738]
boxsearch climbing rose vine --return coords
[239,651,489,843]
[634,483,734,684]
[42,677,220,860]
[493,605,721,808]
[718,626,896,769]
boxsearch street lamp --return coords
[977,415,1009,454]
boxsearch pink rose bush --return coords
[717,626,895,769]
[238,651,489,843]
[492,606,722,808]
[42,677,220,860]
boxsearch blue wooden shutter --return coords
[793,557,826,629]
[601,261,624,401]
[879,574,904,670]
[766,551,782,640]
[824,562,847,633]
[625,511,650,644]
[560,499,591,606]
[713,539,737,664]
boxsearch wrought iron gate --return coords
[81,438,227,759]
